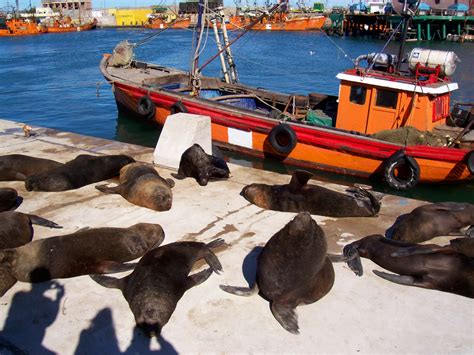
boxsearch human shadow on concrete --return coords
[74,308,177,355]
[0,280,65,355]
[242,246,263,288]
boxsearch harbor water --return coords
[1,28,473,202]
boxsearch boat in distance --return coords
[100,3,473,190]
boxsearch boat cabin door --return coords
[364,87,400,134]
[335,82,372,133]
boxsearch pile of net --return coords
[371,126,448,147]
[108,40,134,68]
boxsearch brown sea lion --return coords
[220,212,335,334]
[0,211,61,250]
[25,154,135,191]
[0,154,63,181]
[0,223,165,297]
[96,163,174,211]
[343,235,474,298]
[387,202,474,243]
[171,144,230,186]
[391,237,474,259]
[241,170,380,218]
[0,188,19,212]
[90,238,224,337]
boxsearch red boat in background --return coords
[100,1,473,190]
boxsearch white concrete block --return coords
[153,113,212,169]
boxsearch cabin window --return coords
[349,85,367,105]
[375,89,398,109]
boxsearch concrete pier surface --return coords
[0,119,472,354]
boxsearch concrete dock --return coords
[0,118,472,354]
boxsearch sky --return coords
[1,0,354,11]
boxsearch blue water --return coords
[1,28,473,202]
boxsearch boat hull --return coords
[110,81,472,184]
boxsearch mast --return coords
[190,0,206,95]
[395,0,420,72]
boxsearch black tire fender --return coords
[383,150,420,190]
[466,150,474,175]
[137,96,156,119]
[170,101,188,115]
[268,123,297,155]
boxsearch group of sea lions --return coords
[1,145,473,339]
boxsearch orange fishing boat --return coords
[145,16,191,29]
[228,12,326,31]
[45,17,97,33]
[0,16,46,36]
[100,1,473,190]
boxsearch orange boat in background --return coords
[45,17,97,33]
[228,12,326,31]
[0,17,46,36]
[145,16,191,30]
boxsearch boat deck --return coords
[0,119,471,353]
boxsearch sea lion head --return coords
[25,173,73,192]
[131,291,176,338]
[130,223,165,250]
[240,184,273,209]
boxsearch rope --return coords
[317,28,354,64]
[0,81,108,95]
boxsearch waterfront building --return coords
[41,0,92,20]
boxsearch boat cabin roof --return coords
[337,68,458,95]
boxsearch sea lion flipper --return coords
[89,274,126,290]
[0,168,27,181]
[288,170,313,193]
[165,178,175,188]
[0,270,17,297]
[342,244,363,276]
[373,270,416,286]
[203,250,223,274]
[170,172,185,180]
[271,302,300,335]
[219,283,259,297]
[327,252,356,263]
[95,184,121,194]
[206,238,225,249]
[27,214,62,229]
[186,268,214,289]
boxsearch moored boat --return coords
[100,1,473,190]
[45,17,97,33]
[0,16,46,36]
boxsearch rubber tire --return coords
[467,151,474,175]
[268,123,297,155]
[170,101,188,115]
[137,96,156,119]
[383,150,420,190]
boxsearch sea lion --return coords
[0,211,62,250]
[220,212,335,334]
[241,170,380,217]
[171,144,230,186]
[90,238,224,337]
[96,163,174,211]
[0,154,63,181]
[0,223,165,297]
[388,202,474,243]
[0,188,19,212]
[25,154,135,191]
[343,235,474,298]
[391,237,474,259]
